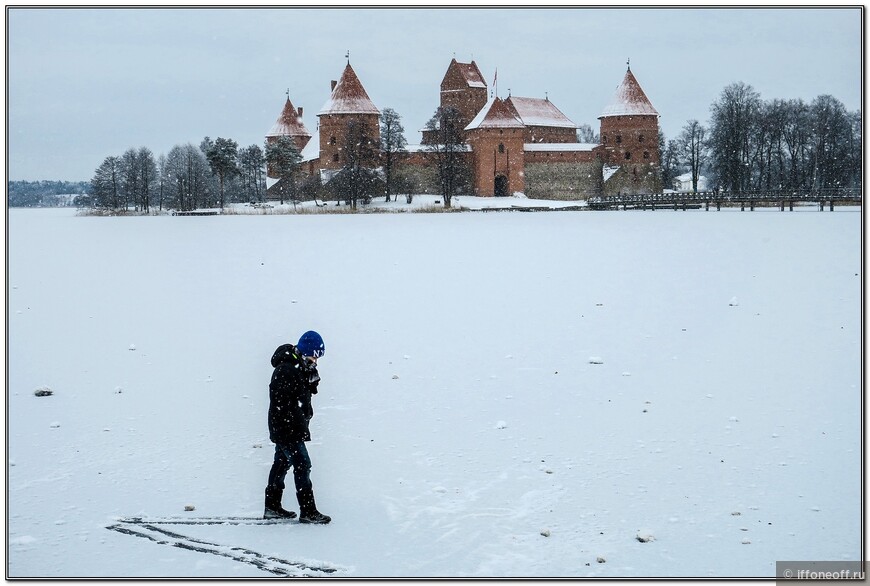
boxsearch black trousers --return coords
[266,441,313,496]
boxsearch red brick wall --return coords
[466,128,525,196]
[318,113,381,170]
[523,126,577,144]
[599,114,659,166]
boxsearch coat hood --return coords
[271,344,300,368]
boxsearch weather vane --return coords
[345,50,350,63]
[627,57,631,70]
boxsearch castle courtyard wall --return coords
[524,160,603,200]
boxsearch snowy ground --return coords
[6,205,863,578]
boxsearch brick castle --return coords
[266,58,661,199]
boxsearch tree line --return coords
[659,83,860,193]
[8,180,90,207]
[88,140,267,212]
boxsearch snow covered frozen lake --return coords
[6,205,863,578]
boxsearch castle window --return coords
[615,135,622,144]
[330,136,337,145]
[602,135,607,144]
[638,134,645,143]
[625,151,632,160]
[333,153,339,162]
[498,143,505,154]
[643,151,650,159]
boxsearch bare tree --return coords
[380,107,408,202]
[333,118,380,209]
[424,106,469,208]
[677,120,707,192]
[709,82,761,192]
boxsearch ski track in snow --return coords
[106,517,345,577]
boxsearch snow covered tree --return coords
[203,137,239,209]
[265,136,302,205]
[424,106,470,208]
[380,107,407,202]
[677,120,707,192]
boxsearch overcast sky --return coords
[6,6,862,182]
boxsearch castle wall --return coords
[524,160,603,200]
[602,163,662,196]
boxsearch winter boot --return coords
[297,488,331,524]
[264,486,297,519]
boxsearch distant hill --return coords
[8,180,91,207]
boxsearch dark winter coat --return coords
[268,344,321,444]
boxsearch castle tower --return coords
[265,96,311,178]
[598,65,661,194]
[465,97,525,197]
[440,59,488,129]
[317,62,381,171]
[422,59,488,145]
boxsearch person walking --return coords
[264,330,331,524]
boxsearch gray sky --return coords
[6,6,862,181]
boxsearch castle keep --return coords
[266,58,661,199]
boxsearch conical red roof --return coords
[318,63,380,116]
[599,68,659,118]
[465,97,524,131]
[266,98,311,138]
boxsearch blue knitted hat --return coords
[297,330,325,358]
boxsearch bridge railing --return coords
[588,188,862,211]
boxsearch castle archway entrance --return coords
[494,174,509,197]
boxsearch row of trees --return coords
[8,180,90,207]
[660,84,861,193]
[90,139,268,212]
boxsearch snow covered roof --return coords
[454,60,487,89]
[505,96,577,129]
[266,98,311,138]
[603,165,621,182]
[465,97,524,131]
[300,132,319,163]
[599,68,659,118]
[524,143,596,152]
[318,63,380,116]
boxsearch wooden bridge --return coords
[587,188,862,211]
